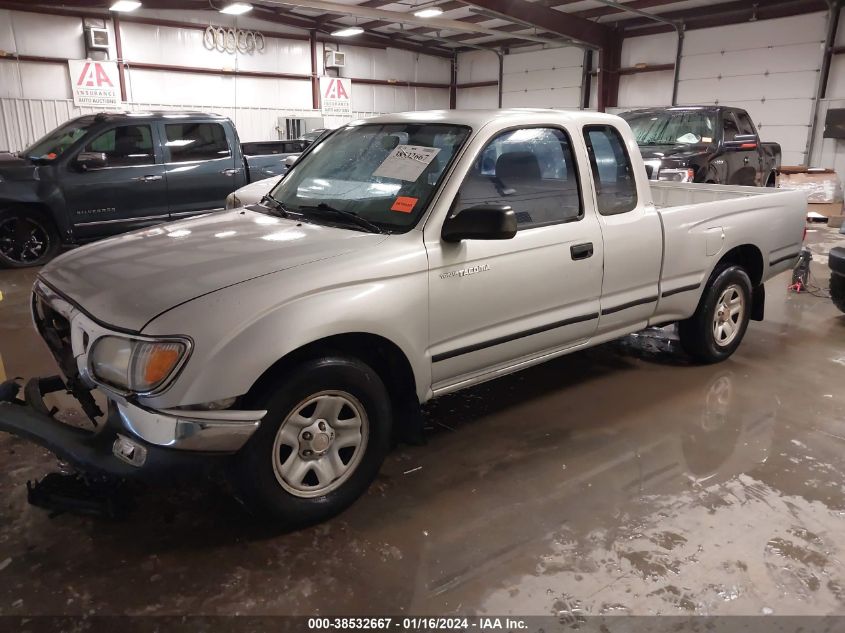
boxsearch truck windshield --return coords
[268,122,471,233]
[622,111,716,146]
[22,121,90,161]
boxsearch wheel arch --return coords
[711,243,765,320]
[244,332,423,444]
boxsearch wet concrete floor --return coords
[0,226,843,618]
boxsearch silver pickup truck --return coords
[0,109,806,526]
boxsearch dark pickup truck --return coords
[619,106,781,188]
[0,111,305,267]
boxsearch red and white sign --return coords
[319,76,352,116]
[68,60,122,108]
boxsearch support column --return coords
[112,13,127,102]
[597,34,621,112]
[450,52,457,109]
[310,29,319,111]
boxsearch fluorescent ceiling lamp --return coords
[219,2,253,15]
[331,26,364,37]
[109,0,141,11]
[414,7,443,18]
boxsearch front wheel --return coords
[232,356,392,528]
[678,265,753,363]
[0,208,60,268]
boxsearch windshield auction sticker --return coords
[390,197,418,213]
[373,145,441,182]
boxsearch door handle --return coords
[220,168,239,176]
[134,175,162,182]
[570,242,594,260]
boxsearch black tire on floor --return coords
[232,356,392,528]
[0,208,60,268]
[678,264,753,364]
[832,273,845,314]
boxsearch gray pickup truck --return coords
[0,111,302,267]
[0,109,806,527]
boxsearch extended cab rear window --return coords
[583,125,638,216]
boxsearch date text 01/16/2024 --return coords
[307,617,528,630]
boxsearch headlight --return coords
[225,193,241,210]
[658,168,695,183]
[89,336,189,394]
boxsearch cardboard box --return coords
[808,201,844,218]
[779,166,843,204]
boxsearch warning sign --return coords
[319,76,352,116]
[68,60,122,108]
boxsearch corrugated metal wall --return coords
[616,12,827,167]
[456,46,584,110]
[0,7,449,152]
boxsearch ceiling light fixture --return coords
[219,2,253,14]
[331,26,364,37]
[414,7,443,18]
[109,0,141,11]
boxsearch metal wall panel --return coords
[501,47,583,109]
[618,71,674,110]
[120,22,313,75]
[674,13,826,166]
[4,10,86,59]
[456,49,499,84]
[456,85,498,109]
[0,96,384,151]
[0,8,448,146]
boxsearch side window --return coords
[456,127,582,229]
[735,112,756,136]
[83,125,154,167]
[723,115,740,141]
[583,125,637,216]
[165,123,231,162]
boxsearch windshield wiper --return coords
[297,203,384,234]
[260,193,291,218]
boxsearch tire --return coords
[678,264,753,364]
[0,208,60,268]
[232,356,392,528]
[832,273,845,314]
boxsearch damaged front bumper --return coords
[0,377,265,480]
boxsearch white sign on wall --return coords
[319,77,352,116]
[68,60,122,108]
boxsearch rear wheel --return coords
[232,356,392,528]
[678,265,753,363]
[0,208,59,268]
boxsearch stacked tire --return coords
[830,247,845,314]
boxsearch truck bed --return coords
[649,181,807,324]
[650,181,782,209]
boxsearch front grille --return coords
[33,292,74,367]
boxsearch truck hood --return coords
[38,208,388,332]
[0,152,39,181]
[637,145,708,163]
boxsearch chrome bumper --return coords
[116,401,266,452]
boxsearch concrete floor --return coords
[0,226,844,618]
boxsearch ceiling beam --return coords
[265,0,566,44]
[457,0,613,49]
[620,0,828,35]
[575,0,689,21]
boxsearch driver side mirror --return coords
[723,134,758,151]
[284,155,298,168]
[76,151,107,170]
[442,204,517,243]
